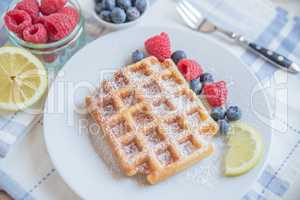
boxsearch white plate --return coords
[44,27,272,200]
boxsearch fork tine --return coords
[178,1,199,25]
[176,5,198,29]
[181,0,203,20]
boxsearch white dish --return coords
[44,27,272,200]
[93,0,150,30]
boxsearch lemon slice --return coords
[224,122,263,176]
[0,47,47,111]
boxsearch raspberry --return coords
[42,54,57,63]
[4,9,32,34]
[33,16,45,25]
[44,13,76,41]
[23,23,48,43]
[15,0,39,19]
[40,0,67,15]
[144,32,171,61]
[202,81,228,107]
[177,59,203,81]
[58,6,79,24]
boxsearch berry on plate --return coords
[210,107,226,121]
[134,0,147,13]
[40,0,68,15]
[200,72,214,84]
[177,59,203,81]
[23,23,48,43]
[171,50,187,64]
[111,7,126,23]
[190,78,202,95]
[15,0,39,19]
[219,119,230,135]
[202,81,228,107]
[44,13,76,41]
[4,9,32,34]
[144,32,171,61]
[226,106,242,121]
[126,7,140,21]
[102,0,116,11]
[116,0,132,10]
[132,49,145,63]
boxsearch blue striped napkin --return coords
[1,0,300,199]
[193,1,300,200]
[0,0,38,158]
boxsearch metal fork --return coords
[176,0,300,73]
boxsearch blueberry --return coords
[117,0,132,9]
[100,10,111,22]
[132,50,145,63]
[171,50,187,64]
[134,0,147,13]
[210,107,226,121]
[190,79,202,95]
[95,3,103,14]
[226,106,242,121]
[219,119,230,135]
[102,0,116,11]
[126,7,140,21]
[199,73,214,83]
[111,7,126,23]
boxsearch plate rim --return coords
[43,26,272,199]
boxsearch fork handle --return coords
[226,33,300,73]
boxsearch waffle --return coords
[86,56,218,184]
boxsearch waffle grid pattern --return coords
[86,56,218,184]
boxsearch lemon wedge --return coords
[224,122,263,176]
[0,47,47,111]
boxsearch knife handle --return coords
[247,42,300,73]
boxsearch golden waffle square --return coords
[86,56,218,184]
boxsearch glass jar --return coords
[4,0,85,70]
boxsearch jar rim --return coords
[4,0,84,50]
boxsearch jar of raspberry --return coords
[4,0,85,70]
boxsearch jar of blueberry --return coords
[94,0,149,29]
[3,0,85,70]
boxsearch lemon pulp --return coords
[0,47,47,111]
[224,122,263,176]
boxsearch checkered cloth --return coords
[0,0,300,199]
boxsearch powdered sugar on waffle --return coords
[163,121,187,141]
[157,150,174,166]
[151,64,166,73]
[128,71,151,85]
[134,112,154,128]
[86,57,219,184]
[179,140,197,156]
[160,79,181,93]
[152,102,172,116]
[111,120,129,138]
[102,104,116,117]
[187,112,202,128]
[170,95,197,114]
[122,93,138,107]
